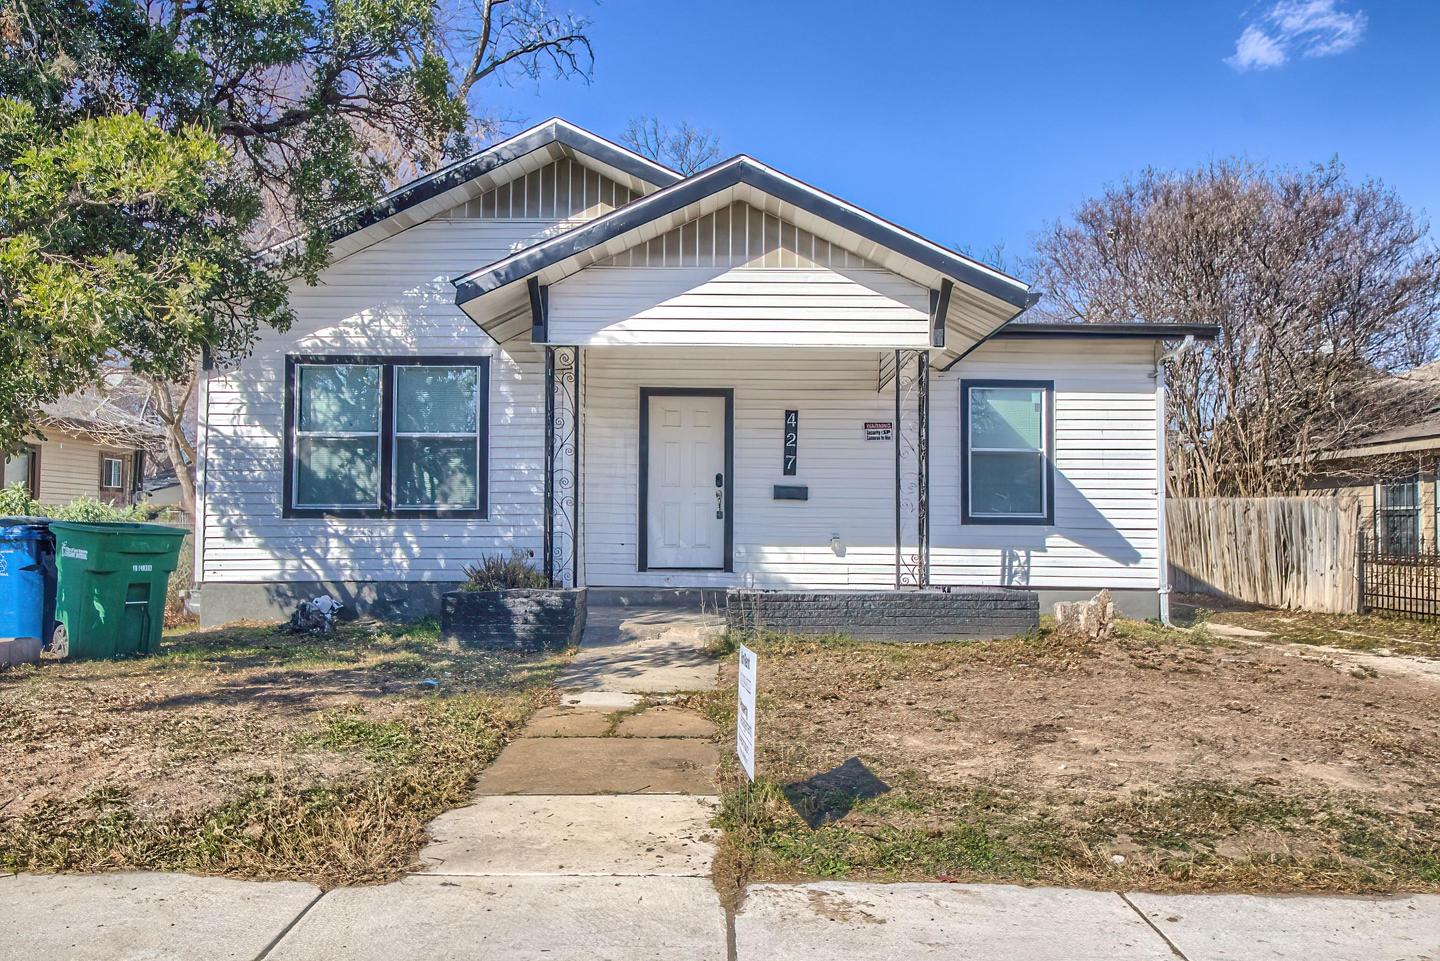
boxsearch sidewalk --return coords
[4,605,1438,960]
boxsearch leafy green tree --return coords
[0,0,592,500]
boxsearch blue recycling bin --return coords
[0,519,56,647]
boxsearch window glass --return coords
[970,451,1045,516]
[396,366,477,434]
[101,457,123,489]
[395,438,479,508]
[296,437,380,507]
[967,384,1049,521]
[299,365,380,433]
[289,360,486,514]
[1376,475,1420,555]
[3,450,31,488]
[295,364,381,507]
[970,387,1043,451]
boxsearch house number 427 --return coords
[783,410,798,476]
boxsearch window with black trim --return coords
[284,356,489,518]
[100,455,124,490]
[1375,474,1420,555]
[961,380,1054,525]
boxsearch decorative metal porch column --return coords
[894,349,929,589]
[544,346,582,588]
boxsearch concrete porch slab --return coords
[1128,891,1440,960]
[473,736,719,795]
[734,883,1172,961]
[266,875,728,961]
[0,871,321,961]
[417,794,718,876]
[561,606,722,694]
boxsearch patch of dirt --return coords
[748,633,1438,804]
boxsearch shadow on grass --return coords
[783,757,891,829]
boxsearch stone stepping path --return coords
[418,603,725,880]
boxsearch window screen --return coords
[293,364,381,508]
[393,366,480,510]
[965,383,1051,522]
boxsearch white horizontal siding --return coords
[583,348,902,590]
[33,433,132,506]
[201,218,564,584]
[930,339,1161,589]
[549,267,931,347]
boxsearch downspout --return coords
[1155,335,1195,627]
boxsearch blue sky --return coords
[484,1,1439,269]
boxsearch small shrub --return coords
[460,550,549,591]
[0,482,41,516]
[48,497,145,522]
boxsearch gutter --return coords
[1154,334,1197,627]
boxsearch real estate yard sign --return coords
[736,643,757,781]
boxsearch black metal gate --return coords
[1359,535,1440,621]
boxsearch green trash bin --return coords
[49,521,188,659]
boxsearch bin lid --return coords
[47,521,187,538]
[0,516,50,526]
[0,523,48,541]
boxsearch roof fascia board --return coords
[993,323,1221,340]
[453,157,1033,310]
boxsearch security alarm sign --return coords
[864,421,893,442]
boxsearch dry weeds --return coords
[0,620,556,885]
[698,622,1440,895]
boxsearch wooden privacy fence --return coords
[1167,496,1361,614]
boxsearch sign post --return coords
[736,643,757,782]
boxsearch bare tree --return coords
[1029,158,1440,498]
[621,116,721,175]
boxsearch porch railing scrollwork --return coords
[894,349,929,589]
[544,346,581,587]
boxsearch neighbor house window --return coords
[962,380,1053,525]
[3,446,37,496]
[284,356,488,518]
[1375,474,1421,555]
[100,455,124,490]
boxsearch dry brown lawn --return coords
[698,620,1440,897]
[0,620,556,886]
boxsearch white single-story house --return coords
[194,119,1217,627]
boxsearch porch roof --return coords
[450,155,1038,360]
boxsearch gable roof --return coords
[267,118,681,264]
[450,154,1037,360]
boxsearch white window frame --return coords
[100,455,124,491]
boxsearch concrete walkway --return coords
[5,604,1439,959]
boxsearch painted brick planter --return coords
[726,588,1039,642]
[441,588,588,651]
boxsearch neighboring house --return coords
[1300,362,1440,555]
[195,118,1218,626]
[3,395,161,507]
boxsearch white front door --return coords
[645,392,727,569]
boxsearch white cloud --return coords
[1226,0,1368,72]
